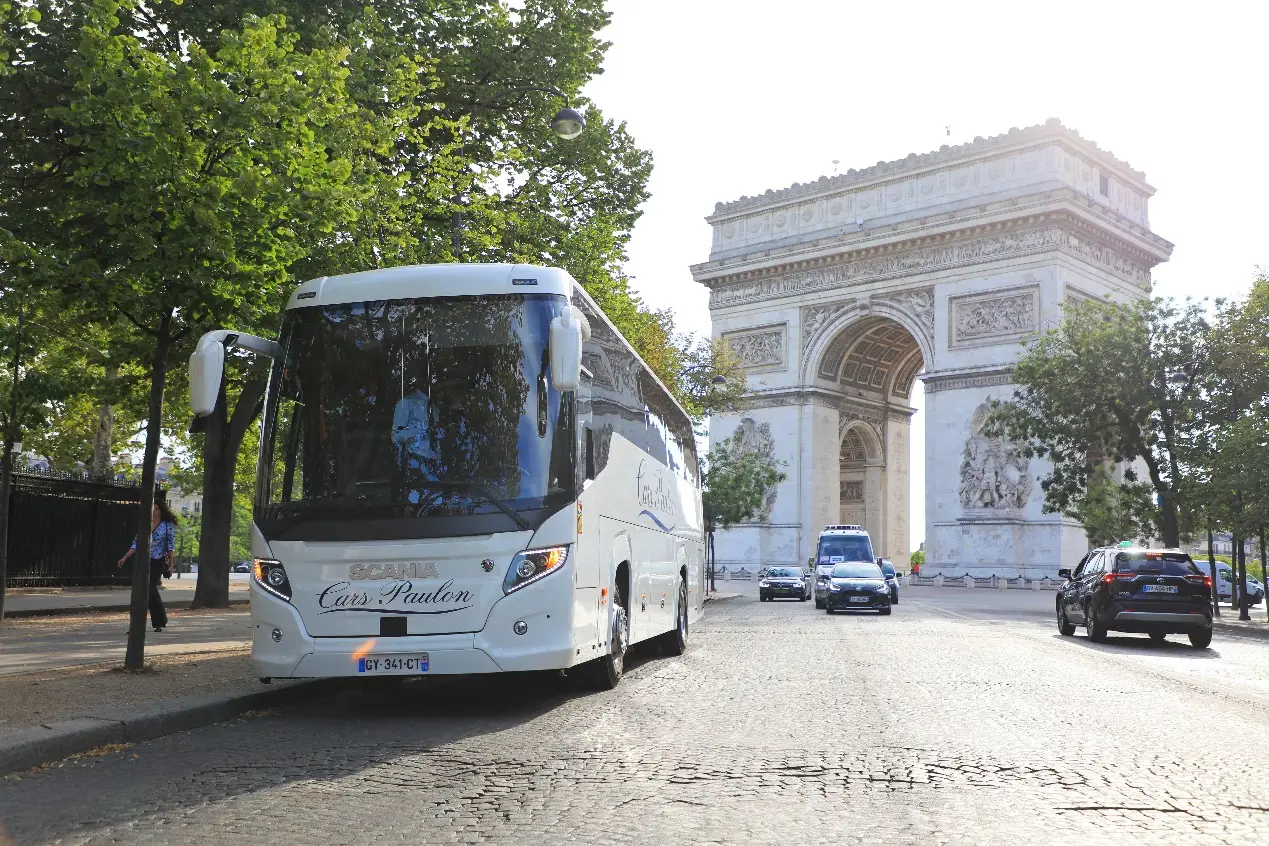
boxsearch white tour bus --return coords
[189,264,705,689]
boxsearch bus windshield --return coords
[257,294,574,539]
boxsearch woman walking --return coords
[117,501,178,632]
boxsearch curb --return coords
[704,592,743,604]
[4,597,250,620]
[1213,620,1269,642]
[0,678,343,776]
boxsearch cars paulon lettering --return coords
[348,562,441,581]
[317,579,475,614]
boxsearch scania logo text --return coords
[349,562,440,581]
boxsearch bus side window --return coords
[585,427,595,481]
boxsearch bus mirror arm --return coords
[190,330,283,417]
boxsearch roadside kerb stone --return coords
[4,598,250,620]
[0,678,342,775]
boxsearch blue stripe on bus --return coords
[638,510,677,533]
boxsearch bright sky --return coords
[586,0,1269,548]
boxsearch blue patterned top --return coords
[132,521,176,560]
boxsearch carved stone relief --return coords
[840,480,864,501]
[949,285,1039,349]
[726,417,780,521]
[923,369,1014,394]
[958,403,1032,510]
[878,289,934,335]
[723,325,786,370]
[709,223,1150,310]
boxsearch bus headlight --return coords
[503,546,569,594]
[253,558,292,602]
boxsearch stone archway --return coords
[698,121,1173,577]
[818,315,924,563]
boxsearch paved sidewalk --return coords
[5,575,250,617]
[0,607,253,676]
[0,604,290,773]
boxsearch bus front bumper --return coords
[250,587,579,679]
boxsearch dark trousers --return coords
[148,558,169,629]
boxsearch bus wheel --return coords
[584,590,629,690]
[658,581,689,657]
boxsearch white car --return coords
[1194,560,1264,606]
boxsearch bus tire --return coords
[658,581,689,657]
[583,589,629,691]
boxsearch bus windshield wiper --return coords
[428,480,531,531]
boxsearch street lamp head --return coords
[711,375,727,386]
[551,106,586,140]
[1167,372,1187,386]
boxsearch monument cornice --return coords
[708,119,1151,220]
[921,366,1015,394]
[700,208,1161,310]
[697,189,1169,282]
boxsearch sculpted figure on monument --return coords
[729,417,780,520]
[958,403,1032,510]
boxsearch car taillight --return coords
[1103,572,1135,584]
[1184,575,1211,587]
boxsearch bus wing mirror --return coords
[550,306,590,392]
[189,335,225,417]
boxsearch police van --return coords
[810,525,877,609]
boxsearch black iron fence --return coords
[6,468,146,587]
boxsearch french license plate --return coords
[849,596,870,603]
[1142,585,1178,594]
[358,654,429,674]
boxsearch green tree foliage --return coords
[1200,273,1269,540]
[909,549,925,568]
[987,297,1212,547]
[701,433,786,530]
[2,2,374,665]
[1069,464,1156,547]
[678,338,748,424]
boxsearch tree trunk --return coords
[124,312,173,671]
[1260,526,1267,623]
[1158,489,1180,548]
[90,364,119,479]
[191,377,266,609]
[708,530,715,593]
[1207,522,1220,617]
[0,298,24,621]
[1238,534,1251,621]
[1230,530,1240,611]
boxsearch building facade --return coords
[695,120,1172,577]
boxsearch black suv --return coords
[824,562,892,615]
[759,566,810,602]
[1057,547,1213,648]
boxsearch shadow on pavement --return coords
[0,640,678,843]
[1051,632,1222,659]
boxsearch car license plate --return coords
[1142,585,1178,594]
[358,654,428,674]
[849,596,869,603]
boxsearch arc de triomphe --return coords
[693,120,1173,577]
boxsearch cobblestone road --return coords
[3,585,1269,845]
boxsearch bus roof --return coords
[286,263,573,309]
